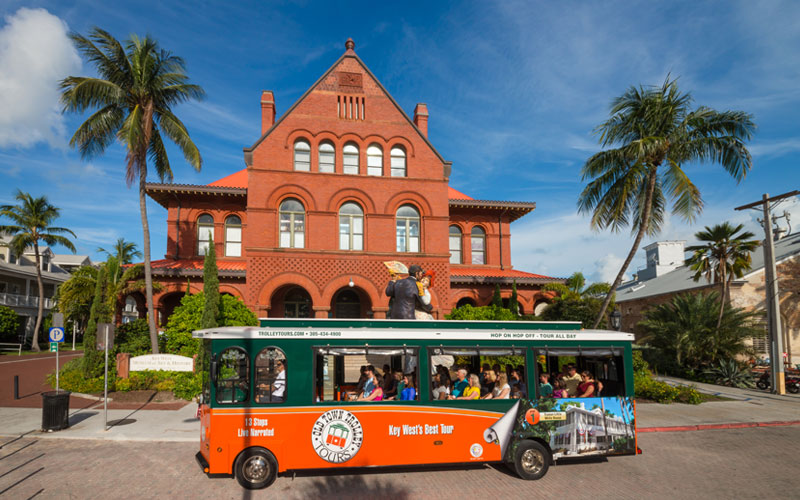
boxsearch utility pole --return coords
[735,189,799,395]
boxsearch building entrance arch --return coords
[159,292,184,326]
[332,287,372,318]
[271,285,313,318]
[455,297,476,309]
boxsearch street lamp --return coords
[610,309,622,331]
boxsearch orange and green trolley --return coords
[193,319,638,489]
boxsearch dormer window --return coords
[41,254,50,272]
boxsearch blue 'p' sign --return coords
[49,327,65,343]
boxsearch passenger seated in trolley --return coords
[355,365,384,401]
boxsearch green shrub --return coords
[634,373,702,404]
[173,372,202,400]
[445,304,516,321]
[48,359,108,393]
[0,305,20,342]
[164,293,257,357]
[115,319,152,356]
[676,384,703,404]
[632,350,650,376]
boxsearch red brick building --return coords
[137,39,562,324]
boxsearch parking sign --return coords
[49,327,65,343]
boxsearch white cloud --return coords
[594,254,627,284]
[0,8,80,148]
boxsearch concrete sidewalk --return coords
[1,377,798,442]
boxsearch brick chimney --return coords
[261,90,275,134]
[413,103,428,138]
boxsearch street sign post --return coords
[97,323,115,431]
[49,327,65,391]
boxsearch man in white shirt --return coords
[272,359,286,402]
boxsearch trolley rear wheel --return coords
[234,447,278,490]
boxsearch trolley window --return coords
[428,346,527,401]
[314,346,419,402]
[254,348,287,404]
[215,347,249,404]
[535,347,626,398]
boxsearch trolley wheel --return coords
[512,440,550,480]
[234,447,278,490]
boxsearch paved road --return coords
[0,426,796,499]
[0,352,92,408]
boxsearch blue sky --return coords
[0,1,798,282]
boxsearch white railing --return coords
[0,292,55,310]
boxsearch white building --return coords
[549,402,633,458]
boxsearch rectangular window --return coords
[367,156,382,176]
[343,154,359,175]
[449,236,461,264]
[319,150,335,173]
[471,237,485,264]
[215,347,249,404]
[428,347,527,401]
[535,348,626,399]
[225,226,242,257]
[295,150,310,171]
[314,346,419,402]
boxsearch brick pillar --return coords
[313,306,331,318]
[261,91,276,134]
[414,103,428,137]
[372,307,389,319]
[116,352,131,379]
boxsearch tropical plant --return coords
[0,190,76,351]
[0,305,20,342]
[57,265,98,335]
[686,222,759,329]
[703,359,755,388]
[578,76,756,328]
[491,284,502,308]
[98,238,141,265]
[544,272,610,301]
[638,292,763,373]
[61,28,205,353]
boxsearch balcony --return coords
[0,292,56,310]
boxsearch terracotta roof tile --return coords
[450,267,561,281]
[448,186,473,200]
[208,169,248,188]
[148,259,247,271]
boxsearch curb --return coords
[639,420,800,433]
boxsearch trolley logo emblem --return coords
[470,443,484,458]
[311,409,363,464]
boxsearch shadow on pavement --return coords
[292,475,410,499]
[68,411,98,426]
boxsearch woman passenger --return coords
[399,374,416,400]
[357,366,384,401]
[483,373,511,399]
[454,374,481,400]
[552,379,567,398]
[577,371,596,398]
[432,372,450,400]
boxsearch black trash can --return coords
[42,390,71,431]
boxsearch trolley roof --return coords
[192,322,634,342]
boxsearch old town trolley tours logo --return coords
[311,409,364,463]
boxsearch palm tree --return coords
[0,191,76,351]
[686,222,759,329]
[578,76,756,328]
[545,272,610,301]
[57,265,99,336]
[60,28,205,353]
[98,238,141,265]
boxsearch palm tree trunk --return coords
[592,167,659,329]
[31,240,43,352]
[717,264,727,330]
[139,165,160,354]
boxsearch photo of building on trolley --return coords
[548,398,635,459]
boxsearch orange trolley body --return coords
[193,319,637,489]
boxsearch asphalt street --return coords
[1,425,796,499]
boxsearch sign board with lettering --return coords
[130,354,194,372]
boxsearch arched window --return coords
[396,205,420,253]
[390,146,406,177]
[343,142,359,175]
[279,199,305,248]
[225,215,242,257]
[339,202,364,251]
[254,347,287,403]
[319,141,335,173]
[197,214,214,256]
[215,347,249,404]
[284,287,311,318]
[471,226,486,264]
[449,225,462,264]
[367,144,383,176]
[293,139,311,171]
